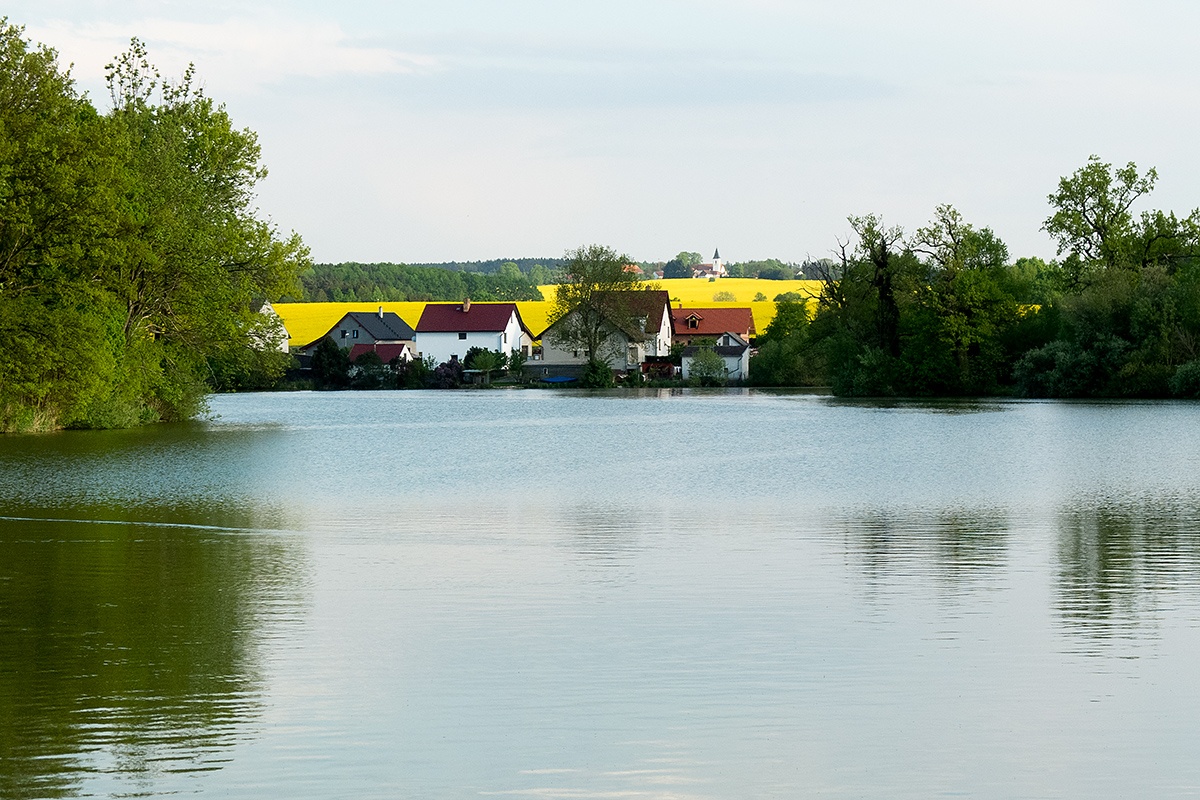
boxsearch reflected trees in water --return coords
[0,513,305,799]
[1054,501,1200,639]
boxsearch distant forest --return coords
[299,260,562,302]
[299,255,834,302]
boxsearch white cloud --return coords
[28,14,437,96]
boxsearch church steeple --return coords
[713,247,720,260]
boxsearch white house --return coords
[415,300,533,365]
[680,332,750,382]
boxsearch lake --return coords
[3,389,1200,798]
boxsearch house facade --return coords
[415,300,533,364]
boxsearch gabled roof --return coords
[343,311,416,341]
[671,307,757,336]
[298,310,415,350]
[417,302,533,337]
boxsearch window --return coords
[502,332,508,344]
[458,332,467,340]
[352,330,359,339]
[687,317,699,329]
[340,329,348,338]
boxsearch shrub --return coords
[688,348,728,387]
[1170,359,1200,398]
[581,358,614,388]
[431,359,464,389]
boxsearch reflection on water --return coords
[1055,499,1200,641]
[0,425,305,799]
[0,512,305,799]
[838,508,1010,588]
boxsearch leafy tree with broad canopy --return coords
[546,244,643,385]
[0,22,309,431]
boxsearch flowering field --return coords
[273,278,822,347]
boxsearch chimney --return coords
[378,305,384,319]
[462,298,471,313]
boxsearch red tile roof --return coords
[416,302,532,336]
[349,343,412,363]
[671,307,757,337]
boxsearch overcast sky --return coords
[10,1,1200,264]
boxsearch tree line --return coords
[752,157,1200,398]
[0,21,308,432]
[300,260,552,303]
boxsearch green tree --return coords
[906,204,1021,393]
[311,337,350,389]
[687,347,728,386]
[0,20,131,431]
[350,350,390,389]
[506,347,528,376]
[1044,156,1157,281]
[750,298,818,386]
[1019,157,1200,397]
[663,258,693,279]
[546,243,641,365]
[809,214,914,395]
[464,347,503,385]
[103,39,309,416]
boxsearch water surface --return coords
[3,390,1200,798]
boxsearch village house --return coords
[681,332,751,382]
[670,306,757,347]
[536,290,672,379]
[297,308,417,357]
[415,300,534,365]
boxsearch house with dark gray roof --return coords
[298,307,417,357]
[680,332,750,382]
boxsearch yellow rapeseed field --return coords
[273,278,822,347]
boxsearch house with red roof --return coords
[348,342,413,365]
[415,300,534,365]
[670,307,756,346]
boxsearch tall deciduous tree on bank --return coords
[546,244,641,376]
[0,22,308,432]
